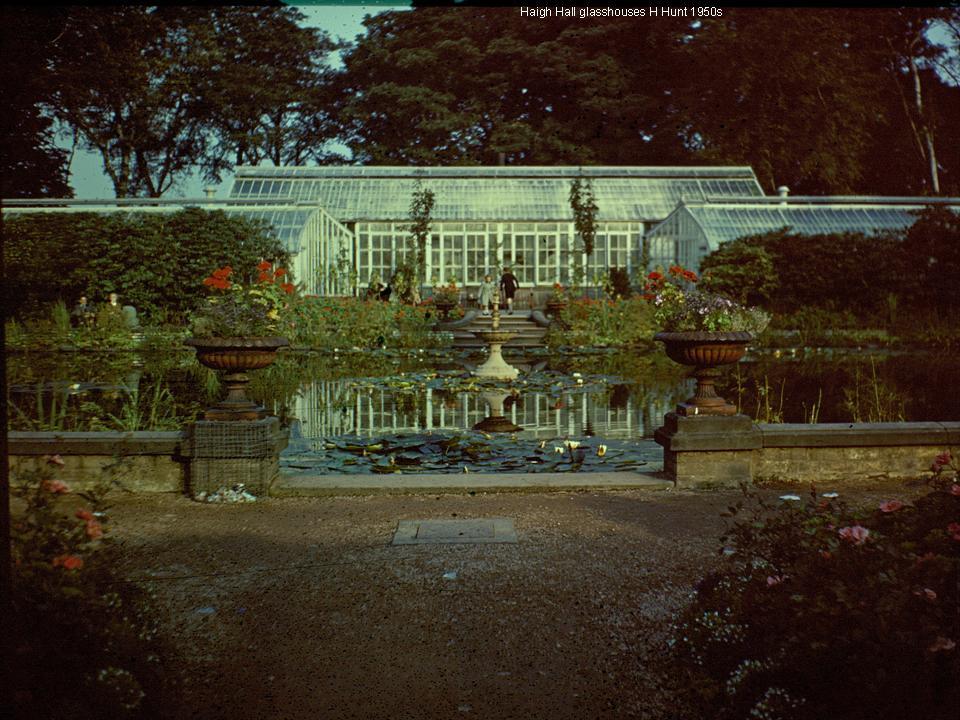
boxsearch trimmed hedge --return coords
[3,208,289,321]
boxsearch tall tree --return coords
[670,8,882,194]
[200,7,343,178]
[42,7,340,197]
[858,8,957,195]
[44,7,215,197]
[336,7,686,165]
[0,8,72,198]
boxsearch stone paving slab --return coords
[271,469,671,496]
[392,517,518,545]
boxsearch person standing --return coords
[499,267,519,314]
[477,274,495,315]
[71,295,94,327]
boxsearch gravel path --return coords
[105,484,914,719]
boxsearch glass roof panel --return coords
[228,170,765,222]
[663,204,956,245]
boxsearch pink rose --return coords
[932,451,952,472]
[950,484,960,496]
[42,479,70,495]
[879,500,904,513]
[45,454,66,467]
[85,520,103,539]
[929,636,956,653]
[914,588,937,601]
[838,525,870,545]
[948,522,960,542]
[766,575,786,587]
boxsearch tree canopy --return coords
[37,6,339,197]
[3,6,958,198]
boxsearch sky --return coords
[64,3,410,200]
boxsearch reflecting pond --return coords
[6,347,959,473]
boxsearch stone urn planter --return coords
[184,337,289,421]
[654,331,752,416]
[545,299,567,329]
[433,298,457,321]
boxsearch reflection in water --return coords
[287,379,682,444]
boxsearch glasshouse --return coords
[227,165,765,289]
[6,167,959,296]
[646,194,960,271]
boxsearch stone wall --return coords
[656,415,960,487]
[8,420,288,496]
[8,431,186,492]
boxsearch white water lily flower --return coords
[596,445,607,457]
[779,494,801,502]
[554,446,565,454]
[565,440,580,450]
[576,378,584,385]
[572,372,582,377]
[822,492,840,499]
[538,440,547,449]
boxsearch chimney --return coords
[777,186,789,205]
[203,187,216,199]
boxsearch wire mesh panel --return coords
[185,418,287,497]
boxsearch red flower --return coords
[257,260,272,271]
[879,500,904,513]
[203,276,231,290]
[257,271,271,283]
[281,282,295,294]
[951,484,960,496]
[948,522,960,541]
[273,267,287,278]
[52,554,83,570]
[75,509,94,521]
[646,271,663,281]
[85,520,103,539]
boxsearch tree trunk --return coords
[908,43,940,193]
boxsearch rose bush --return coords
[10,457,174,718]
[667,454,960,719]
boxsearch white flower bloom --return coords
[565,440,580,450]
[554,446,565,454]
[596,445,607,457]
[822,492,839,498]
[779,494,801,502]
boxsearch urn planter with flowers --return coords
[186,262,296,421]
[646,265,769,417]
[545,283,569,327]
[431,281,460,320]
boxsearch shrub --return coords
[545,296,657,347]
[607,267,632,299]
[668,456,960,720]
[10,457,174,717]
[3,209,289,321]
[291,297,444,350]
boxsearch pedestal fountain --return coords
[470,292,519,380]
[473,390,522,433]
